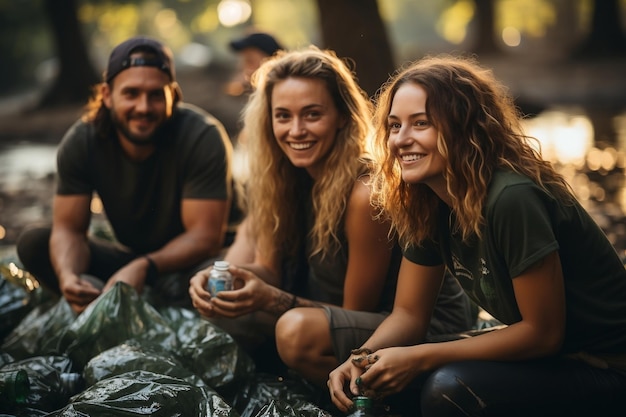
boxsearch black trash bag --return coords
[0,352,15,367]
[0,258,57,344]
[230,372,330,417]
[83,339,205,388]
[0,408,48,417]
[158,306,255,390]
[0,355,81,413]
[0,267,31,342]
[1,298,75,360]
[254,399,333,417]
[47,370,239,417]
[61,282,177,369]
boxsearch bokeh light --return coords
[502,26,521,47]
[179,42,213,67]
[437,0,474,44]
[217,0,252,27]
[523,109,593,167]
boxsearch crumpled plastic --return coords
[83,339,205,388]
[157,306,255,390]
[47,370,238,417]
[0,258,54,342]
[0,276,337,416]
[255,399,333,417]
[1,297,75,360]
[230,372,329,417]
[0,355,80,413]
[60,282,178,369]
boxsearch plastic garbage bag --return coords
[83,339,205,388]
[158,306,255,390]
[47,370,239,417]
[0,269,31,342]
[0,258,54,342]
[0,355,81,413]
[254,399,333,417]
[0,352,15,368]
[1,298,75,360]
[230,372,330,417]
[61,282,177,369]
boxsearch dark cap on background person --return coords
[229,32,283,57]
[105,36,176,83]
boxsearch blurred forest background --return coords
[1,0,625,125]
[1,0,626,255]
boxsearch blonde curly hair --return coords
[242,46,373,262]
[371,54,574,249]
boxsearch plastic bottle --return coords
[207,261,233,296]
[347,395,375,417]
[0,369,30,407]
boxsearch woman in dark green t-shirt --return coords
[328,55,626,417]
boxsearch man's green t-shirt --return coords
[56,103,231,254]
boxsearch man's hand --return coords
[59,273,102,314]
[102,257,149,294]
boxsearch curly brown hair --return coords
[371,54,574,249]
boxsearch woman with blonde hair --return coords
[327,54,626,416]
[189,47,473,384]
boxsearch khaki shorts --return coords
[323,305,389,362]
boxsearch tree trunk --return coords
[39,0,99,108]
[573,0,626,58]
[471,0,500,56]
[315,0,396,98]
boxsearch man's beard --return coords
[110,111,163,146]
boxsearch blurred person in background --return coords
[229,31,283,94]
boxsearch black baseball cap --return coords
[229,32,283,57]
[105,36,176,83]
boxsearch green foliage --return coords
[0,0,53,94]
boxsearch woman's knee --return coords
[275,308,328,365]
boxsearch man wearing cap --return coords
[16,36,233,314]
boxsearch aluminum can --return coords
[208,260,233,296]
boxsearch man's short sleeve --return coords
[179,110,231,200]
[56,120,94,196]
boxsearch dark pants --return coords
[385,357,626,417]
[16,225,214,308]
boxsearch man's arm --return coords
[50,194,101,313]
[103,197,229,293]
[148,198,229,273]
